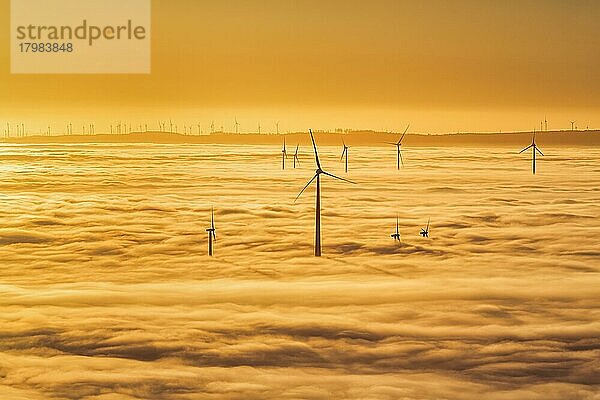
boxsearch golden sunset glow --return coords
[1,1,599,400]
[1,0,599,132]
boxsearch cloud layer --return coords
[0,143,599,399]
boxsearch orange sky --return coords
[1,0,599,133]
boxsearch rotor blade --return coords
[383,142,398,145]
[295,144,299,155]
[340,148,346,161]
[426,217,430,232]
[321,170,356,184]
[535,147,544,156]
[211,207,215,229]
[399,124,410,142]
[399,149,405,167]
[519,144,533,154]
[309,130,321,169]
[294,174,318,203]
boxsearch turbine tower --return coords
[282,138,288,170]
[519,134,544,174]
[206,207,217,256]
[293,144,300,168]
[340,139,349,173]
[386,124,410,170]
[420,218,430,238]
[295,130,355,256]
[390,213,401,242]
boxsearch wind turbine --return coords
[420,218,430,238]
[390,213,401,242]
[234,118,240,134]
[206,207,217,256]
[519,133,544,174]
[386,124,410,169]
[295,130,355,256]
[276,121,280,135]
[293,144,300,168]
[281,137,288,170]
[570,121,576,131]
[340,139,349,173]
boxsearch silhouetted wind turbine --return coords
[293,144,300,168]
[206,207,216,256]
[519,133,544,174]
[282,138,288,170]
[390,213,401,242]
[420,218,430,238]
[295,130,355,256]
[340,139,349,173]
[570,121,575,131]
[234,118,240,134]
[276,121,280,135]
[386,124,410,169]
